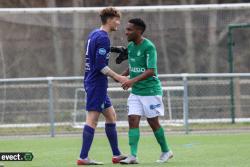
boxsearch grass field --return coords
[0,133,250,167]
[1,122,250,136]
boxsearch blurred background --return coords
[0,0,250,78]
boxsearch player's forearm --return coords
[121,68,129,76]
[101,66,121,81]
[131,69,154,83]
[107,70,121,81]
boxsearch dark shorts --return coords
[85,86,112,112]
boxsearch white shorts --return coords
[127,93,165,118]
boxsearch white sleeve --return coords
[100,66,111,75]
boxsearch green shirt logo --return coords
[130,67,145,73]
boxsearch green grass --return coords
[1,122,250,136]
[0,133,250,167]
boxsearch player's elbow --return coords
[100,66,111,75]
[95,61,106,72]
[146,69,155,76]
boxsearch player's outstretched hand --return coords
[110,46,128,64]
[117,75,129,84]
[122,79,134,90]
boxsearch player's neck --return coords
[134,37,144,45]
[100,25,111,33]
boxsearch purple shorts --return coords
[85,86,112,112]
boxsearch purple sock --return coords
[105,123,121,156]
[79,125,95,159]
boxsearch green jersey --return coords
[128,38,162,96]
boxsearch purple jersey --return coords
[84,29,110,88]
[83,29,112,112]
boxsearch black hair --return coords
[128,18,146,34]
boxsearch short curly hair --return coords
[99,7,121,24]
[129,18,146,34]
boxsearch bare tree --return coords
[47,0,65,75]
[72,0,82,75]
[157,0,170,73]
[208,0,218,72]
[181,0,196,72]
[206,14,250,72]
[0,40,6,123]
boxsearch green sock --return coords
[128,128,140,157]
[154,127,170,152]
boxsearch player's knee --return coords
[147,117,161,131]
[104,108,117,123]
[105,114,116,123]
[86,120,98,128]
[109,111,116,120]
[86,116,99,128]
[128,116,140,128]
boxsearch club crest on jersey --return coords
[98,48,107,56]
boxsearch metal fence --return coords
[1,73,250,137]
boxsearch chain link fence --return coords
[0,74,250,136]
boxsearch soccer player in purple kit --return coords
[77,7,128,165]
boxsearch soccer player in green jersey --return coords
[119,18,173,164]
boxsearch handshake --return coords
[115,75,132,91]
[110,46,128,64]
[110,46,131,90]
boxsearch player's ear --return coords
[134,27,142,35]
[138,28,144,35]
[136,30,142,36]
[104,18,110,25]
[106,17,113,24]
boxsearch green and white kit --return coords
[127,38,164,117]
